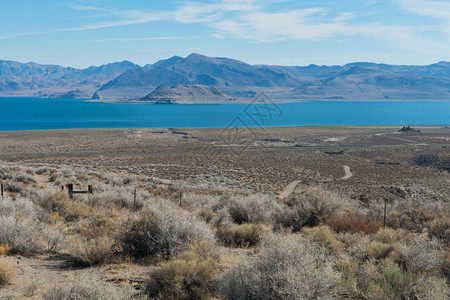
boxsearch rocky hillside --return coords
[0,60,140,98]
[140,84,236,104]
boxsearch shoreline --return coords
[0,125,447,134]
[2,95,450,104]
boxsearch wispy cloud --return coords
[0,31,47,40]
[63,0,450,53]
[397,0,450,20]
[63,10,168,31]
[70,5,111,12]
[63,36,183,43]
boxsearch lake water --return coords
[0,97,449,131]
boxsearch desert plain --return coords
[0,126,449,299]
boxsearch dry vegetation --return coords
[0,126,449,299]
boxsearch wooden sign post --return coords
[66,184,93,199]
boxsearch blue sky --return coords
[1,0,450,68]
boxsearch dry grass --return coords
[275,187,341,232]
[0,257,16,286]
[41,191,91,222]
[366,241,392,260]
[399,237,444,274]
[146,251,217,299]
[42,274,136,300]
[428,217,450,243]
[220,233,340,299]
[326,215,381,234]
[226,194,282,224]
[217,223,264,248]
[0,159,448,298]
[73,236,116,266]
[0,216,41,255]
[0,244,10,256]
[120,201,215,258]
[302,225,343,253]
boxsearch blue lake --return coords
[0,97,449,131]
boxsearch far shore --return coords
[86,98,450,104]
[2,95,450,104]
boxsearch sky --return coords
[1,0,450,68]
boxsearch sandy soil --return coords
[1,126,449,203]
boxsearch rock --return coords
[399,126,420,133]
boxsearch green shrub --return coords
[147,251,217,299]
[368,265,437,300]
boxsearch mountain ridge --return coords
[0,60,140,98]
[1,54,450,101]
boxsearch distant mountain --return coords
[1,54,450,101]
[140,84,236,104]
[94,54,450,101]
[0,60,140,98]
[94,53,299,99]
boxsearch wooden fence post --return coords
[134,187,137,211]
[383,196,387,228]
[179,189,183,207]
[1,183,3,199]
[67,184,74,199]
[88,185,93,194]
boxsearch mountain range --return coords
[1,53,450,102]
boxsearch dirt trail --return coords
[278,180,301,199]
[341,165,352,180]
[33,174,50,189]
[0,255,146,299]
[280,165,352,198]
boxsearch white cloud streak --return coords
[62,0,450,54]
[63,36,183,43]
[0,31,47,41]
[397,0,450,20]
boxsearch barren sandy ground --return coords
[0,126,449,202]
